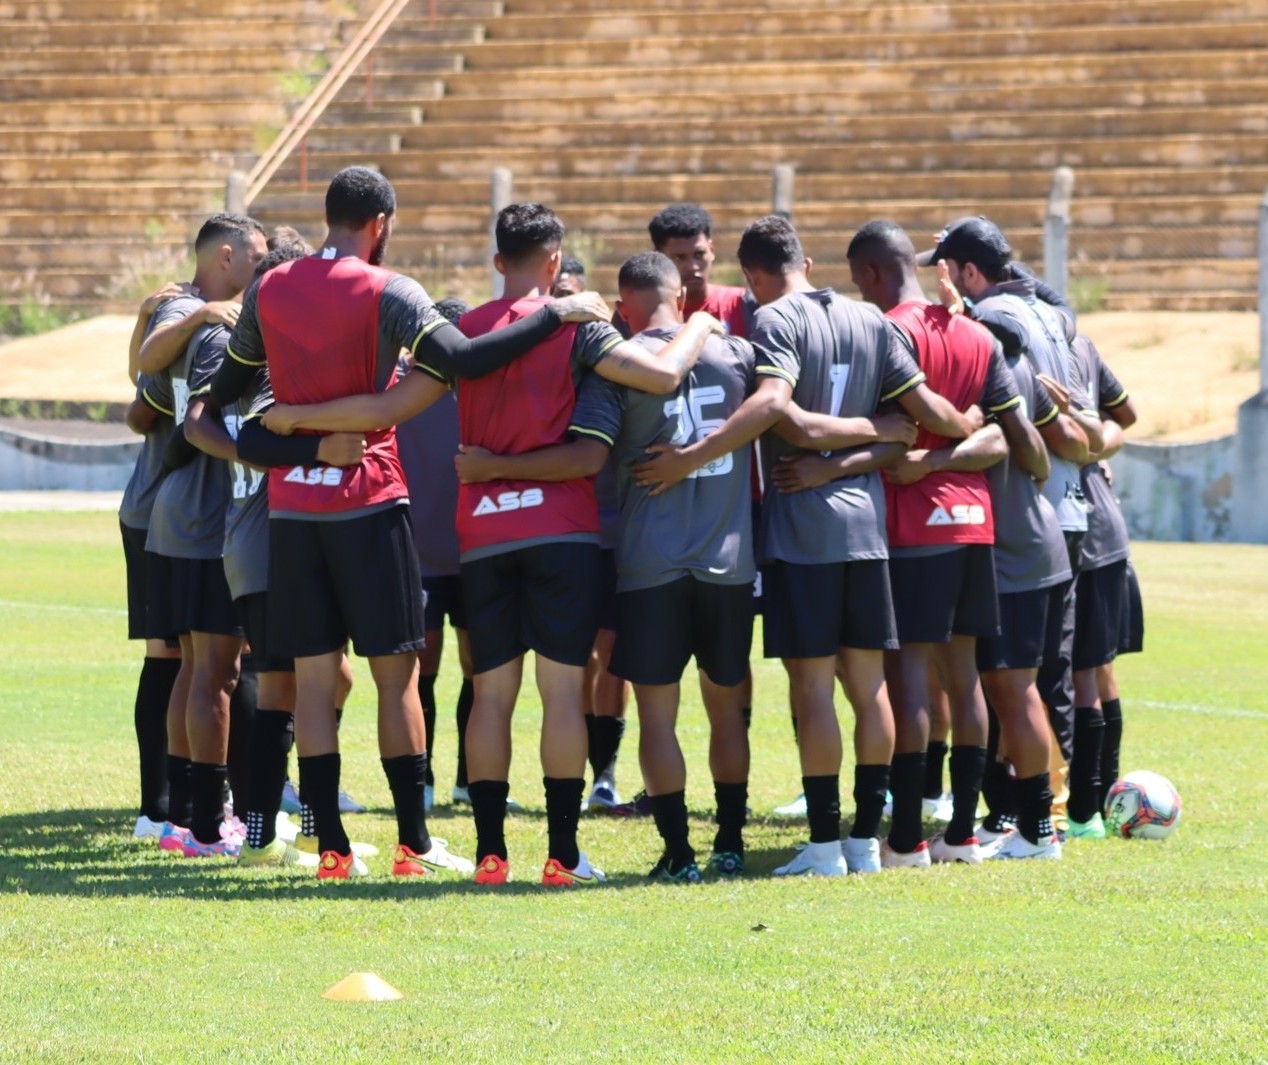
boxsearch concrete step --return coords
[0,183,219,211]
[4,45,329,75]
[0,98,290,127]
[0,127,279,154]
[0,152,252,183]
[0,0,315,17]
[0,17,332,47]
[495,0,1259,17]
[0,211,213,240]
[1,71,295,101]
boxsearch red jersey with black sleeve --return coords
[884,300,1020,547]
[417,295,621,559]
[226,255,447,519]
[686,284,753,339]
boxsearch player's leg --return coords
[584,548,627,810]
[884,643,933,863]
[416,574,448,810]
[293,650,350,865]
[925,670,951,807]
[452,625,476,799]
[160,631,195,848]
[185,628,243,851]
[1096,661,1122,809]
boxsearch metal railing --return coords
[243,0,425,207]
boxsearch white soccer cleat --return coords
[881,840,932,869]
[988,832,1062,861]
[274,812,299,843]
[133,815,164,840]
[421,837,475,875]
[922,792,955,822]
[774,840,847,877]
[975,821,1017,845]
[587,780,621,811]
[841,836,882,875]
[928,833,984,865]
[773,792,808,817]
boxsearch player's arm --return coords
[1033,372,1092,463]
[1097,355,1137,429]
[263,369,450,435]
[773,405,917,450]
[590,312,724,395]
[882,322,980,439]
[455,438,610,484]
[124,397,160,435]
[883,424,1007,486]
[998,406,1051,484]
[128,282,186,384]
[632,375,791,496]
[184,392,237,463]
[770,442,908,494]
[137,300,241,376]
[1096,418,1127,461]
[234,413,366,469]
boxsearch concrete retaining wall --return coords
[1110,435,1237,542]
[0,420,139,491]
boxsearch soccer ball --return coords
[1103,771,1182,839]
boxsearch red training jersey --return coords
[455,296,599,554]
[686,283,749,339]
[885,300,995,547]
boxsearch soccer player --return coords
[634,215,981,876]
[262,202,725,884]
[228,171,608,879]
[459,250,759,880]
[551,255,587,298]
[847,220,1048,866]
[145,213,268,857]
[647,203,752,335]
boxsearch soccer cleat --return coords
[649,854,703,884]
[423,785,434,814]
[1067,812,1107,840]
[774,840,847,877]
[841,836,882,875]
[237,837,317,868]
[988,832,1063,861]
[707,851,745,877]
[133,815,164,839]
[279,780,302,815]
[773,792,807,817]
[542,852,605,886]
[316,850,369,879]
[928,833,984,865]
[274,812,299,843]
[881,839,932,869]
[922,792,955,822]
[473,854,511,885]
[975,818,1017,846]
[451,786,523,812]
[611,790,653,817]
[337,789,366,814]
[392,839,476,877]
[587,780,621,812]
[294,835,379,859]
[182,833,241,859]
[157,822,190,853]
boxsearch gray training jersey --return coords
[118,294,203,530]
[974,281,1089,534]
[396,386,461,578]
[1072,334,1131,570]
[752,289,925,565]
[569,327,757,592]
[988,353,1071,594]
[219,370,272,600]
[145,324,232,560]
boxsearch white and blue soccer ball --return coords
[1104,770,1182,840]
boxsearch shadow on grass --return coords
[0,807,655,900]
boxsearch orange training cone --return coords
[322,972,404,1002]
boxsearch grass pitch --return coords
[1,512,1266,1064]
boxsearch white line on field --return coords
[0,599,127,617]
[1139,699,1268,722]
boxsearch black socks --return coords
[803,774,841,844]
[298,753,350,856]
[947,745,987,846]
[244,709,293,849]
[469,779,509,861]
[585,715,625,783]
[713,780,748,855]
[418,673,437,788]
[887,752,925,853]
[455,679,474,789]
[1016,772,1055,845]
[924,739,949,799]
[134,657,178,821]
[382,753,431,854]
[850,764,890,840]
[166,754,192,828]
[226,660,256,816]
[650,789,694,868]
[1069,705,1105,823]
[1099,697,1123,810]
[190,761,228,845]
[544,776,584,870]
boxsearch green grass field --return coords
[1,512,1266,1064]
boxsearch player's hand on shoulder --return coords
[454,443,496,484]
[552,291,611,323]
[771,453,836,494]
[883,449,932,486]
[687,310,725,335]
[936,261,965,316]
[261,405,299,435]
[139,281,189,317]
[632,442,694,497]
[1035,374,1071,414]
[316,433,366,467]
[201,300,242,329]
[875,412,918,446]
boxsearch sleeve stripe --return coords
[569,426,615,447]
[1079,408,1100,418]
[1102,390,1129,408]
[189,386,212,399]
[408,318,447,354]
[412,362,448,383]
[1033,406,1059,428]
[226,344,265,368]
[987,396,1022,414]
[594,335,623,360]
[141,388,174,416]
[880,371,926,403]
[756,365,797,385]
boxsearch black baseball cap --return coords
[915,216,1012,273]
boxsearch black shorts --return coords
[888,545,999,645]
[122,522,177,644]
[596,549,619,632]
[611,576,754,687]
[235,592,294,674]
[268,506,425,659]
[977,580,1071,673]
[1118,560,1145,655]
[422,574,467,632]
[161,555,242,638]
[761,559,898,658]
[1073,559,1129,671]
[462,541,601,674]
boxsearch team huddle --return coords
[119,165,1142,884]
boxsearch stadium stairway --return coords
[248,0,1268,311]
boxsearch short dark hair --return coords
[495,203,564,266]
[618,251,680,292]
[648,203,713,249]
[558,255,586,278]
[846,219,916,273]
[325,166,396,229]
[434,297,469,324]
[194,212,264,254]
[253,243,307,280]
[737,215,804,275]
[266,226,312,256]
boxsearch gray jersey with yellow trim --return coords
[146,324,231,560]
[569,327,756,592]
[1072,334,1131,569]
[396,385,461,578]
[988,353,1071,594]
[752,288,925,565]
[221,369,272,600]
